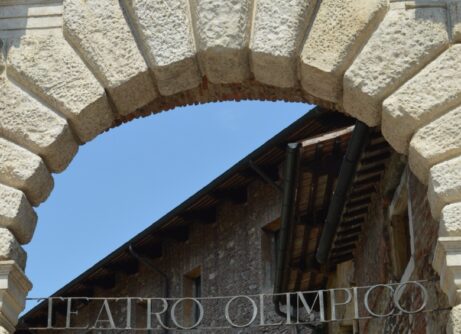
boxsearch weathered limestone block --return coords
[7,35,114,143]
[63,0,156,115]
[439,202,461,237]
[300,0,388,103]
[343,3,449,126]
[0,78,78,173]
[428,156,461,220]
[383,45,461,154]
[448,304,461,334]
[0,184,37,245]
[409,105,461,183]
[251,0,316,88]
[0,230,26,270]
[124,0,201,95]
[0,260,32,333]
[449,0,461,43]
[190,0,252,84]
[0,138,53,206]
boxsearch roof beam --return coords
[300,126,354,147]
[211,187,247,204]
[84,275,116,290]
[105,258,140,276]
[181,207,217,224]
[158,226,189,242]
[134,243,163,259]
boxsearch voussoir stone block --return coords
[63,0,157,116]
[0,229,26,270]
[0,77,78,173]
[343,3,449,126]
[251,0,316,88]
[7,35,114,143]
[448,304,461,334]
[428,155,461,220]
[0,138,53,206]
[124,0,201,95]
[440,203,461,237]
[190,0,252,84]
[383,45,461,154]
[409,105,461,183]
[300,0,388,103]
[0,184,37,245]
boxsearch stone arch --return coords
[0,0,461,332]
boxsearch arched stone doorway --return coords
[0,0,460,332]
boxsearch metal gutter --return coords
[316,121,370,264]
[273,143,300,316]
[273,142,322,331]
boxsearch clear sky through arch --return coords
[24,101,313,312]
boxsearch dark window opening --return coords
[262,218,281,291]
[183,267,202,326]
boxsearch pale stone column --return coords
[0,261,32,333]
[0,2,66,332]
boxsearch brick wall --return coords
[46,179,311,333]
[35,163,450,334]
[351,172,450,334]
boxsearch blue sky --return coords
[24,101,312,311]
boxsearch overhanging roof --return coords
[19,107,356,328]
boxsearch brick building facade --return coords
[17,111,451,333]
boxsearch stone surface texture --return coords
[0,77,78,173]
[410,105,461,184]
[300,0,388,103]
[0,1,461,331]
[0,231,25,270]
[448,304,461,334]
[7,35,114,143]
[191,0,252,83]
[428,156,461,220]
[0,138,52,206]
[343,3,449,126]
[251,0,316,88]
[63,0,156,115]
[383,45,461,154]
[123,0,201,95]
[0,185,36,245]
[440,202,461,237]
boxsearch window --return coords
[262,218,281,291]
[387,170,413,281]
[183,267,201,326]
[389,213,411,279]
